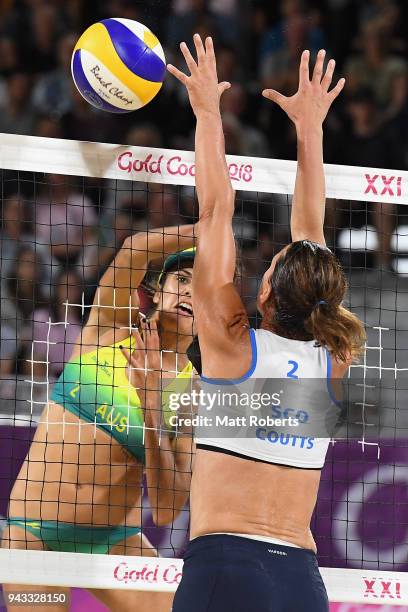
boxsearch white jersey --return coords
[195,328,337,469]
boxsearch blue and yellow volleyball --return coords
[71,18,166,113]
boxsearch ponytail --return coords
[269,241,366,363]
[306,304,366,363]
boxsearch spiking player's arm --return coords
[263,50,345,246]
[122,320,193,526]
[87,225,195,330]
[168,35,251,379]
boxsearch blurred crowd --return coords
[0,0,408,385]
[0,0,407,160]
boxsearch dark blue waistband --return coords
[187,534,316,557]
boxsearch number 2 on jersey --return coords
[287,360,299,379]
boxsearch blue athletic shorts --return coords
[172,534,329,612]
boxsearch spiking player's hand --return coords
[121,319,161,410]
[262,50,345,128]
[167,33,231,117]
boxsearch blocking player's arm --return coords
[193,97,250,375]
[290,51,327,246]
[86,225,195,330]
[291,126,326,245]
[262,50,345,246]
[168,35,251,379]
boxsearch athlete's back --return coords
[196,328,336,470]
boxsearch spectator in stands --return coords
[167,0,239,49]
[172,0,239,16]
[25,3,61,74]
[64,0,86,32]
[0,187,61,289]
[147,187,183,228]
[357,0,402,44]
[97,199,149,282]
[260,12,318,93]
[16,343,49,391]
[34,114,64,139]
[340,87,402,169]
[108,200,148,246]
[125,123,163,148]
[4,245,49,370]
[32,32,77,119]
[0,323,17,376]
[326,87,401,269]
[0,194,33,281]
[0,72,35,135]
[102,0,143,24]
[345,21,408,124]
[258,9,325,154]
[32,269,84,379]
[0,36,19,78]
[373,1,406,54]
[323,0,358,66]
[259,0,325,86]
[61,83,115,143]
[6,245,48,319]
[35,173,98,268]
[221,84,270,157]
[216,46,243,85]
[0,194,35,324]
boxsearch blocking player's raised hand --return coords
[167,33,231,117]
[262,50,345,128]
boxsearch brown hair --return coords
[269,240,366,362]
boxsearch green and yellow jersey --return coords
[51,336,193,462]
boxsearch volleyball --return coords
[71,18,166,113]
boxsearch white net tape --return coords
[0,550,407,606]
[0,132,407,204]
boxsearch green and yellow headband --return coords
[157,247,196,287]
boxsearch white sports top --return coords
[195,328,338,469]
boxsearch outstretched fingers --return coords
[131,326,145,350]
[193,33,206,62]
[312,49,326,84]
[180,41,198,75]
[205,35,216,68]
[167,63,189,85]
[120,327,145,368]
[142,319,160,352]
[127,328,146,368]
[321,58,335,92]
[262,88,288,109]
[299,50,310,89]
[329,77,346,101]
[121,346,143,372]
[219,81,232,95]
[120,346,133,367]
[167,35,214,84]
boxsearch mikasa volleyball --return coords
[71,18,166,113]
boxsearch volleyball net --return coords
[0,133,407,608]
